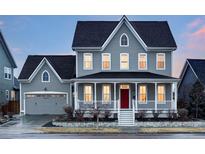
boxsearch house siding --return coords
[76,23,172,77]
[20,63,72,114]
[0,42,14,104]
[178,65,198,103]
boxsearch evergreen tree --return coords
[189,81,205,119]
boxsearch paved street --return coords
[1,116,205,139]
[1,132,205,139]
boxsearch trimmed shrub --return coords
[152,110,161,120]
[63,106,73,121]
[103,110,112,121]
[136,110,146,120]
[75,109,85,122]
[178,108,189,121]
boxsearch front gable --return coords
[102,16,147,51]
[104,22,145,52]
[30,62,62,85]
[28,58,63,83]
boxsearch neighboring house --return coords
[0,31,17,105]
[19,16,179,126]
[178,59,205,103]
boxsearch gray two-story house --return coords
[19,16,179,126]
[0,31,17,105]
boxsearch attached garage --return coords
[24,92,68,115]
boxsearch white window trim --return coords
[83,53,93,70]
[138,53,147,70]
[138,85,147,104]
[83,84,93,104]
[41,70,50,82]
[4,67,12,80]
[120,53,129,70]
[156,53,166,70]
[157,84,166,104]
[5,90,9,101]
[102,53,111,70]
[120,33,129,47]
[102,84,111,104]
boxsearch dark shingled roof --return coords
[187,59,205,85]
[18,55,76,80]
[77,72,177,79]
[72,21,177,48]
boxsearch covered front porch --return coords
[73,81,178,113]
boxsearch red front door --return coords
[120,89,129,109]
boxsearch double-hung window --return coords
[156,53,165,70]
[157,85,166,103]
[139,85,147,103]
[5,90,9,100]
[102,84,111,103]
[102,53,111,70]
[83,53,93,70]
[84,85,93,103]
[120,53,129,70]
[138,53,147,70]
[4,67,12,80]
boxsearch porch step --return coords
[118,110,135,126]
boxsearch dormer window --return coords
[120,33,129,47]
[42,70,50,82]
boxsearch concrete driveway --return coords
[0,115,56,136]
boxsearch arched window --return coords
[120,33,129,47]
[42,70,50,82]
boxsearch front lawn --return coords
[38,127,121,134]
[139,127,205,133]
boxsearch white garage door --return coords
[25,93,67,115]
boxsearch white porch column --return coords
[155,82,157,112]
[114,82,116,111]
[174,82,178,112]
[94,82,97,109]
[74,82,78,110]
[135,83,138,111]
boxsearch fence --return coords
[0,101,20,115]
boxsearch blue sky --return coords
[0,15,205,77]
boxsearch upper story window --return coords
[157,85,166,103]
[42,70,50,82]
[102,53,111,70]
[138,53,147,70]
[120,33,129,47]
[139,85,147,103]
[156,53,165,70]
[83,53,93,70]
[120,53,129,70]
[102,84,111,103]
[4,67,12,80]
[84,85,93,103]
